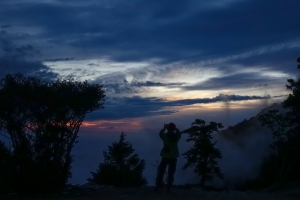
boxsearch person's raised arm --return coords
[175,127,181,141]
[159,124,168,140]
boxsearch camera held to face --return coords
[164,123,176,131]
[164,124,169,129]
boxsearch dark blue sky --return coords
[0,0,299,185]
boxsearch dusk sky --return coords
[1,0,300,185]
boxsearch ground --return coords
[2,185,300,200]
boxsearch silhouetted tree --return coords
[88,132,147,186]
[182,119,224,186]
[258,57,300,188]
[0,141,13,194]
[0,73,105,194]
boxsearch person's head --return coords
[167,122,176,132]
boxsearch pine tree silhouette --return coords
[182,119,224,186]
[88,132,147,186]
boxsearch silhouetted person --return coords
[155,122,181,191]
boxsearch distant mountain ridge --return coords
[212,103,286,187]
[219,103,285,142]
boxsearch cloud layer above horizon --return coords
[0,0,299,128]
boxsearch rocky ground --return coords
[2,183,300,200]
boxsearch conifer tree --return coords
[88,132,147,186]
[258,57,300,187]
[182,119,224,186]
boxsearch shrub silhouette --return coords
[182,119,224,186]
[0,74,105,194]
[88,132,147,186]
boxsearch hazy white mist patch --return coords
[70,102,280,187]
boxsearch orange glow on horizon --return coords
[81,119,144,133]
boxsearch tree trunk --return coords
[200,158,208,186]
[200,175,206,187]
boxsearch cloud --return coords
[0,0,298,100]
[228,46,300,72]
[1,24,11,29]
[170,94,272,105]
[85,94,273,121]
[66,0,299,66]
[0,38,41,58]
[90,61,292,98]
[0,31,58,79]
[182,72,286,91]
[87,63,99,66]
[1,0,299,70]
[131,81,186,87]
[44,57,75,62]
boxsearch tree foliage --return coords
[88,132,147,187]
[0,73,105,194]
[182,119,224,186]
[257,57,300,188]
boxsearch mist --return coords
[70,101,282,188]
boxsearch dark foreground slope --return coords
[1,184,299,200]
